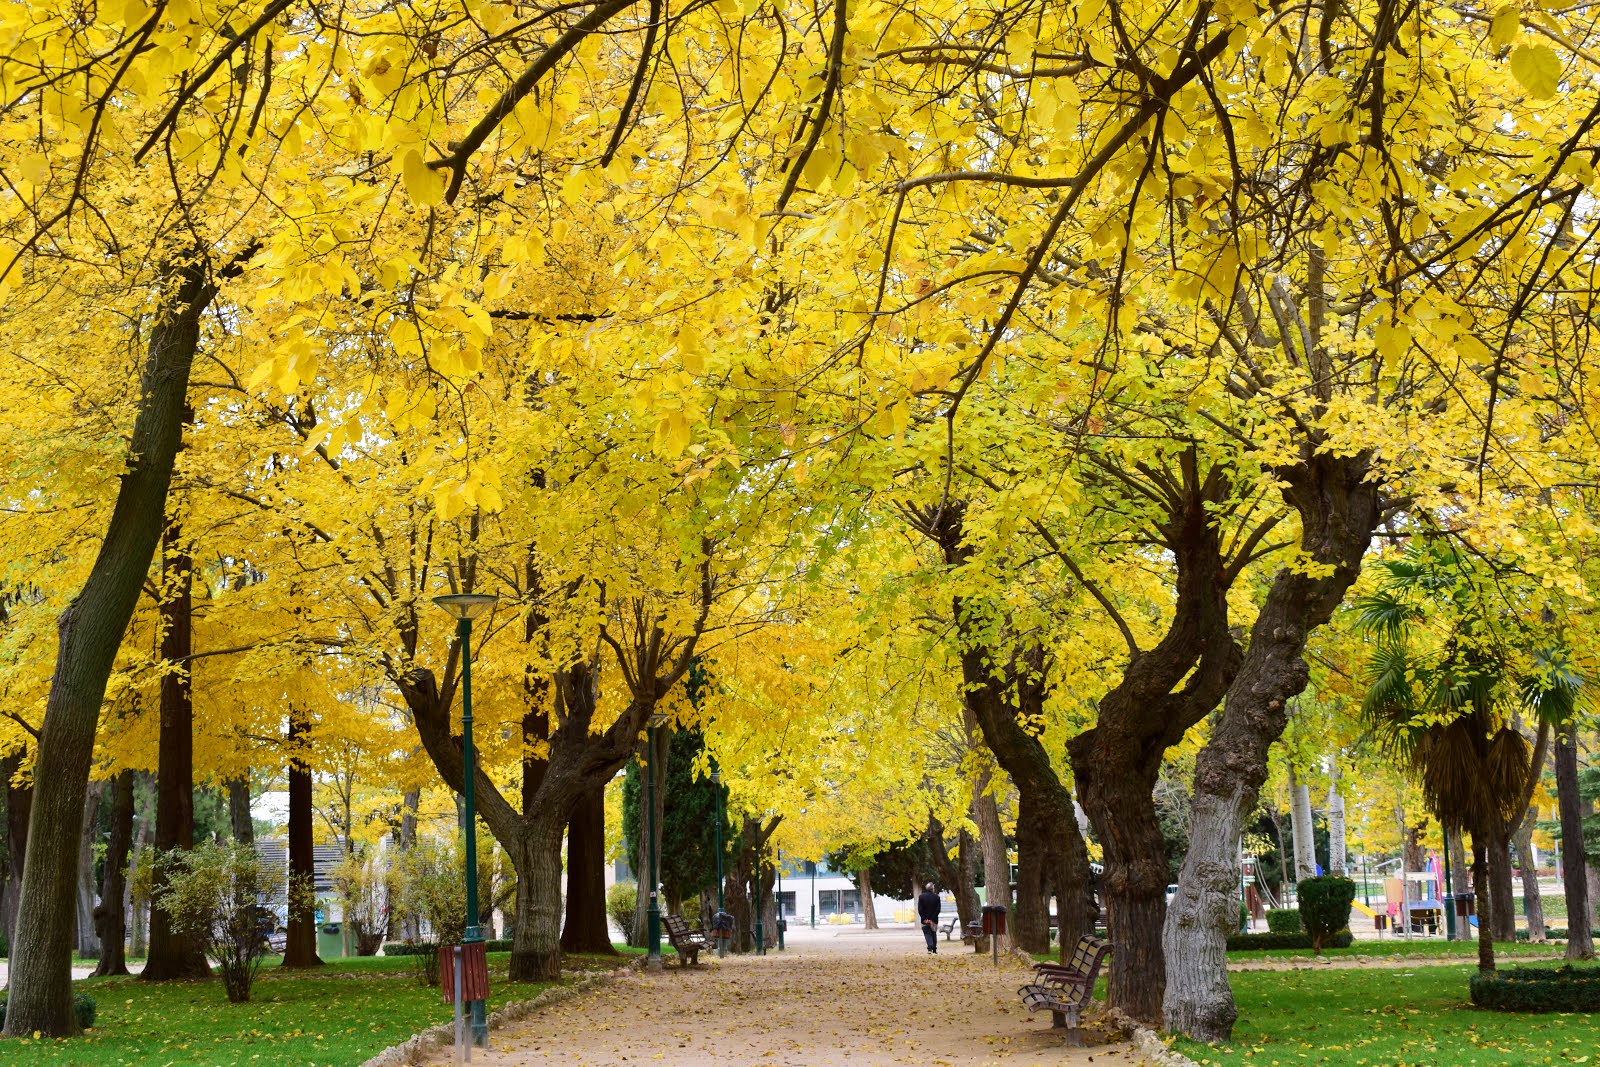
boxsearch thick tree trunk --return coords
[509,812,566,981]
[4,257,217,1036]
[1555,732,1593,959]
[1514,811,1544,941]
[92,771,134,976]
[560,785,616,955]
[1449,823,1470,898]
[227,776,253,845]
[1486,822,1517,941]
[75,781,102,958]
[1326,782,1347,878]
[142,531,210,981]
[1162,450,1379,1041]
[281,706,322,969]
[1012,795,1051,953]
[859,868,878,929]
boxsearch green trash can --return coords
[317,922,344,959]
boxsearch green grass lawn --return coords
[1174,962,1600,1067]
[1,949,631,1066]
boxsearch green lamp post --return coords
[644,710,669,972]
[432,592,497,1048]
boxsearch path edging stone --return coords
[357,969,620,1067]
[1105,1008,1203,1067]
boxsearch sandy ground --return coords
[428,927,1140,1067]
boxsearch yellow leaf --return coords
[1509,44,1561,98]
[401,149,446,207]
[1489,7,1520,47]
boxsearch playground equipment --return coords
[1384,870,1445,935]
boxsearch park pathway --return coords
[429,927,1140,1067]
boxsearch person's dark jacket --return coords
[916,889,941,924]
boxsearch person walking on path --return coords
[917,883,941,954]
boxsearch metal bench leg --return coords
[1051,1010,1066,1029]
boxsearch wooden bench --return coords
[663,914,711,967]
[1017,935,1111,1044]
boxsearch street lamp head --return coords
[710,768,721,785]
[646,710,670,728]
[432,593,499,621]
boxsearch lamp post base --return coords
[470,999,488,1047]
[645,953,663,973]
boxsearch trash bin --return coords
[981,904,1008,937]
[317,922,345,959]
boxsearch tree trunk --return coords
[142,530,211,982]
[859,867,878,929]
[3,750,31,952]
[632,729,670,947]
[1449,823,1470,898]
[975,786,1010,908]
[1290,773,1317,882]
[925,814,981,949]
[92,771,134,976]
[1012,794,1051,953]
[1555,731,1593,959]
[281,705,322,969]
[1513,810,1545,941]
[129,774,152,959]
[560,785,615,955]
[1473,831,1495,974]
[75,781,102,959]
[508,810,566,981]
[1162,449,1379,1041]
[3,256,218,1037]
[1326,780,1347,878]
[227,775,253,845]
[1486,821,1517,941]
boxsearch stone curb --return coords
[357,969,621,1067]
[1104,1008,1204,1067]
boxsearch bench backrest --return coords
[663,914,691,942]
[1067,935,1111,982]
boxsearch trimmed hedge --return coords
[1227,929,1354,951]
[1298,876,1357,953]
[381,939,514,957]
[1515,928,1600,941]
[1469,967,1600,1012]
[0,991,96,1030]
[1266,908,1303,935]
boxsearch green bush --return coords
[1227,929,1353,951]
[1266,908,1303,934]
[1297,876,1357,953]
[1514,927,1600,941]
[608,880,638,944]
[1469,967,1600,1012]
[0,991,96,1031]
[157,839,276,1003]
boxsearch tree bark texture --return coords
[975,784,1011,909]
[1473,833,1495,973]
[1513,811,1544,941]
[227,775,253,845]
[129,774,153,959]
[75,781,102,959]
[3,750,31,952]
[509,811,567,979]
[560,785,616,955]
[1449,823,1470,899]
[1555,732,1593,959]
[142,531,211,982]
[1326,783,1347,878]
[859,867,878,929]
[92,771,134,976]
[1486,822,1517,942]
[1162,450,1380,1042]
[1290,775,1317,882]
[281,705,323,969]
[4,257,217,1037]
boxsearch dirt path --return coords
[430,929,1140,1067]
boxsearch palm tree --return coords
[1355,546,1556,974]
